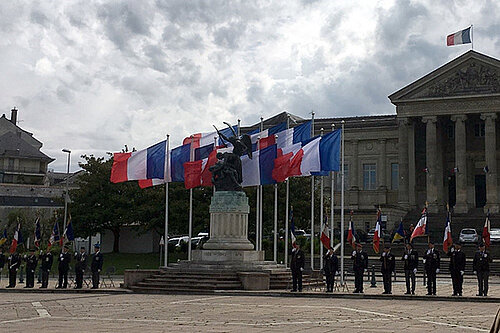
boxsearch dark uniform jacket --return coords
[41,252,53,272]
[58,252,71,272]
[448,249,466,272]
[423,248,440,272]
[8,253,21,271]
[75,252,88,271]
[0,253,5,269]
[352,250,368,272]
[402,249,418,270]
[380,252,395,273]
[322,254,339,276]
[91,251,103,272]
[473,251,492,272]
[25,254,38,273]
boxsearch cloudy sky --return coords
[1,0,499,172]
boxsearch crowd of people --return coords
[290,241,493,297]
[0,243,103,289]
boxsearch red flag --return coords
[483,214,491,249]
[200,150,218,186]
[347,211,357,249]
[443,212,453,252]
[320,223,331,249]
[259,135,276,149]
[410,206,428,242]
[272,151,293,183]
[373,209,381,254]
[184,160,203,189]
[9,224,20,254]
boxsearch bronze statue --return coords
[209,122,252,191]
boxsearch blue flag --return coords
[65,220,75,241]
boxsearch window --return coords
[474,122,485,137]
[334,164,349,190]
[391,163,399,190]
[363,164,376,190]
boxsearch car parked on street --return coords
[490,228,500,243]
[459,228,479,244]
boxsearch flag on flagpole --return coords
[483,212,491,249]
[320,216,331,249]
[0,228,7,246]
[447,26,472,46]
[347,211,357,249]
[373,208,381,254]
[48,221,60,249]
[9,223,21,253]
[410,206,428,242]
[290,207,297,248]
[34,217,41,248]
[63,214,75,242]
[392,220,405,243]
[443,210,453,252]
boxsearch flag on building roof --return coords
[443,210,453,252]
[347,211,357,249]
[290,207,297,249]
[410,206,428,242]
[392,220,405,243]
[110,140,169,183]
[320,216,331,249]
[0,229,7,246]
[34,217,41,248]
[483,212,491,249]
[9,223,22,253]
[447,26,471,46]
[373,208,382,254]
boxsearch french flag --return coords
[241,144,278,187]
[184,144,230,189]
[347,211,357,249]
[34,217,41,248]
[48,221,60,249]
[183,125,238,149]
[410,206,428,242]
[373,208,381,254]
[9,223,22,254]
[247,122,287,152]
[111,140,169,183]
[483,213,491,248]
[447,27,471,46]
[443,211,453,252]
[320,216,331,249]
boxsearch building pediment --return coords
[389,50,500,103]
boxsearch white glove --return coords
[473,271,477,274]
[427,250,431,255]
[382,252,386,257]
[364,269,367,273]
[352,251,356,256]
[422,259,426,264]
[436,269,440,274]
[450,247,454,253]
[404,255,408,259]
[460,271,464,276]
[300,267,303,272]
[484,253,487,258]
[413,268,417,274]
[98,269,101,273]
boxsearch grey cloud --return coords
[56,86,75,104]
[30,9,48,26]
[213,21,247,49]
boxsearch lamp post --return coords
[62,149,71,233]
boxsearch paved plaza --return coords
[0,289,498,332]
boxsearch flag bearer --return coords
[352,243,368,293]
[402,243,418,294]
[24,248,38,288]
[57,244,71,288]
[448,242,466,296]
[473,242,492,296]
[6,250,21,288]
[380,245,395,294]
[423,241,440,295]
[322,247,338,292]
[74,246,88,289]
[40,248,53,288]
[91,244,103,289]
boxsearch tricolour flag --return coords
[48,221,60,249]
[34,217,41,248]
[347,211,357,249]
[110,140,169,183]
[9,223,22,253]
[410,206,428,242]
[0,228,7,246]
[373,208,381,254]
[320,216,331,249]
[62,214,75,243]
[183,125,238,149]
[447,27,472,46]
[392,220,405,243]
[290,207,297,249]
[443,211,453,252]
[483,212,491,249]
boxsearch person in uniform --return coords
[402,242,418,294]
[290,244,305,292]
[322,247,338,292]
[352,243,368,293]
[380,244,395,294]
[74,246,88,289]
[57,245,71,289]
[24,248,38,288]
[423,241,440,295]
[40,248,53,288]
[448,242,466,296]
[473,242,492,296]
[0,248,5,284]
[91,244,103,289]
[6,250,21,288]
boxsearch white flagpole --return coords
[259,117,264,251]
[331,123,335,248]
[310,111,315,271]
[320,127,324,270]
[471,24,473,50]
[164,135,170,267]
[273,183,278,262]
[340,120,345,284]
[188,136,194,261]
[284,115,290,267]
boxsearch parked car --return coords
[459,228,479,244]
[168,236,189,248]
[490,228,500,243]
[367,228,391,242]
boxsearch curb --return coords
[0,288,132,294]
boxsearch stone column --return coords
[422,116,439,213]
[451,115,468,213]
[378,139,387,190]
[350,140,359,189]
[397,118,409,208]
[408,120,416,207]
[481,113,499,213]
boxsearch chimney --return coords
[10,107,18,125]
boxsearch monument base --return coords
[192,249,264,262]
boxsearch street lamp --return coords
[62,149,71,233]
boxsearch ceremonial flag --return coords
[183,125,238,149]
[110,140,169,183]
[447,26,472,46]
[63,215,75,242]
[241,145,278,187]
[483,212,491,249]
[347,211,357,249]
[34,217,41,248]
[0,229,7,246]
[443,211,453,252]
[247,122,287,152]
[290,207,297,248]
[9,223,21,253]
[273,121,312,150]
[320,216,331,249]
[48,221,60,249]
[410,206,428,242]
[392,220,405,243]
[373,208,381,254]
[170,143,191,182]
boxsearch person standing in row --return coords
[57,245,71,289]
[74,247,88,289]
[0,248,5,283]
[423,241,440,296]
[402,243,418,295]
[91,244,103,289]
[380,245,395,294]
[448,242,466,296]
[322,247,338,293]
[290,244,305,292]
[24,248,38,288]
[473,242,492,297]
[6,250,21,288]
[352,243,368,294]
[40,248,53,288]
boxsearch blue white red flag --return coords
[9,223,22,253]
[48,221,60,248]
[34,217,41,248]
[347,211,357,249]
[447,27,471,46]
[410,206,428,242]
[373,208,381,253]
[443,211,452,252]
